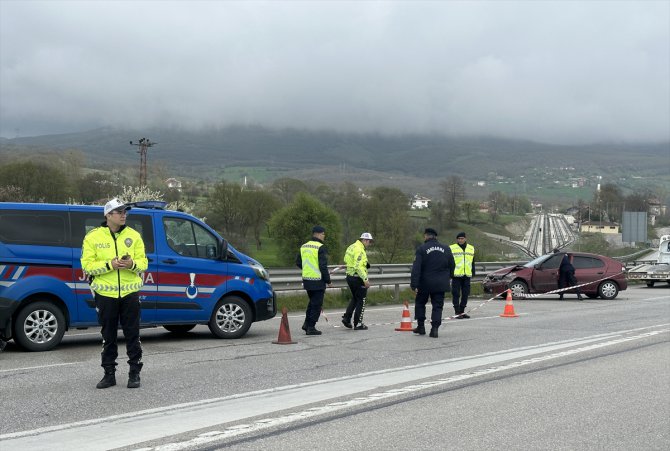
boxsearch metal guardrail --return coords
[269,260,650,296]
[269,262,526,296]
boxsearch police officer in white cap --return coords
[81,198,148,388]
[342,232,374,330]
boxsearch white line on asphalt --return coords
[0,362,79,373]
[1,324,667,450]
[148,328,669,451]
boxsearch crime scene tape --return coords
[440,271,627,322]
[512,271,625,299]
[316,271,626,328]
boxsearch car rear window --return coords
[572,256,605,269]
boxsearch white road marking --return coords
[1,324,667,451]
[0,362,79,373]
[149,329,668,451]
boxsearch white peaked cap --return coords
[103,198,130,216]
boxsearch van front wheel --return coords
[208,296,252,339]
[14,301,66,351]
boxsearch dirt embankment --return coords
[505,216,532,240]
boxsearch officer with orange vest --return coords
[450,231,475,318]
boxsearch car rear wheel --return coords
[208,296,252,339]
[646,281,655,287]
[508,280,528,299]
[163,324,196,334]
[13,301,66,351]
[598,281,619,300]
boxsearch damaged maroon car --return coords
[483,252,627,300]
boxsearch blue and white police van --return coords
[0,201,276,351]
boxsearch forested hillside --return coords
[1,126,667,181]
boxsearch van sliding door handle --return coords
[162,259,178,264]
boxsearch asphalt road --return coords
[0,285,668,450]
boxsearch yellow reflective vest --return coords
[81,224,148,298]
[450,243,475,277]
[300,240,323,280]
[344,239,368,281]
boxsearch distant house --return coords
[580,221,620,234]
[565,206,579,217]
[165,178,182,192]
[410,195,431,210]
[647,198,666,216]
[647,198,667,226]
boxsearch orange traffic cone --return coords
[272,307,297,344]
[395,301,414,331]
[500,289,519,318]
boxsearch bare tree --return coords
[440,175,465,226]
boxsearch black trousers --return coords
[558,272,581,297]
[414,290,445,327]
[344,275,368,325]
[95,292,143,373]
[451,277,471,314]
[304,289,325,327]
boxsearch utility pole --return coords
[129,138,156,187]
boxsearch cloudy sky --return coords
[1,0,668,144]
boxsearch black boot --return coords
[341,316,353,329]
[127,371,141,388]
[413,323,425,335]
[302,321,308,331]
[354,323,368,330]
[96,370,116,389]
[429,326,439,338]
[305,326,322,335]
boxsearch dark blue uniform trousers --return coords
[95,292,143,373]
[451,276,471,314]
[305,289,325,327]
[414,291,445,327]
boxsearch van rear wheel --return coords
[208,296,252,339]
[14,301,66,351]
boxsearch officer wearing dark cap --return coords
[410,228,455,338]
[296,225,332,335]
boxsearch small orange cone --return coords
[395,301,414,331]
[272,307,297,344]
[500,289,519,318]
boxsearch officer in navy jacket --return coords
[410,228,455,338]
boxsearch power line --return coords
[129,138,157,187]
